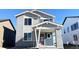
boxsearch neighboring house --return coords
[62,16,79,45]
[0,19,16,48]
[16,10,63,48]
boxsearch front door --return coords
[39,32,56,48]
[44,33,53,46]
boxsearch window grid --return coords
[25,18,32,25]
[24,33,32,41]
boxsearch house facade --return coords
[0,19,16,48]
[16,10,63,48]
[62,16,79,45]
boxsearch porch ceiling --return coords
[35,27,61,32]
[41,29,55,32]
[36,27,55,30]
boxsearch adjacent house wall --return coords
[0,21,14,31]
[0,25,4,48]
[0,20,16,48]
[62,18,79,45]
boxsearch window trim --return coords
[64,29,66,34]
[71,22,78,31]
[24,18,32,25]
[73,34,78,41]
[23,32,32,41]
[67,27,69,32]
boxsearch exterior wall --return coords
[62,18,79,45]
[56,30,63,48]
[16,15,37,47]
[16,15,24,47]
[0,23,15,48]
[0,26,4,48]
[23,15,40,26]
[3,27,15,48]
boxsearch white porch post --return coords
[35,29,38,48]
[35,29,41,48]
[37,29,41,48]
[56,29,63,49]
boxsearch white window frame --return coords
[24,18,32,25]
[73,34,78,41]
[23,32,32,41]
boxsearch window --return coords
[71,22,78,31]
[43,19,52,22]
[24,33,32,41]
[24,33,27,40]
[48,34,50,38]
[64,29,66,34]
[71,25,73,31]
[50,19,52,21]
[73,35,78,41]
[45,33,52,39]
[67,27,69,32]
[28,18,32,25]
[25,18,32,25]
[44,19,49,21]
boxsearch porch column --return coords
[35,29,38,48]
[56,30,63,49]
[37,29,41,48]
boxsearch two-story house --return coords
[62,16,79,45]
[15,10,63,48]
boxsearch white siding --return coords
[23,15,39,33]
[16,15,24,43]
[62,18,79,45]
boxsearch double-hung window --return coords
[67,27,69,32]
[73,35,78,41]
[24,33,32,41]
[25,18,32,25]
[71,22,78,31]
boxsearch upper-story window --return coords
[25,18,32,25]
[44,19,49,21]
[67,27,69,32]
[64,29,66,34]
[71,22,78,31]
[43,19,53,22]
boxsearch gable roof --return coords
[16,9,55,18]
[62,16,79,25]
[32,21,63,28]
[0,19,16,31]
[31,10,55,18]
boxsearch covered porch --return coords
[33,21,63,48]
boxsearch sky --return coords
[0,9,79,28]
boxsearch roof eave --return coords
[32,21,63,28]
[31,9,55,18]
